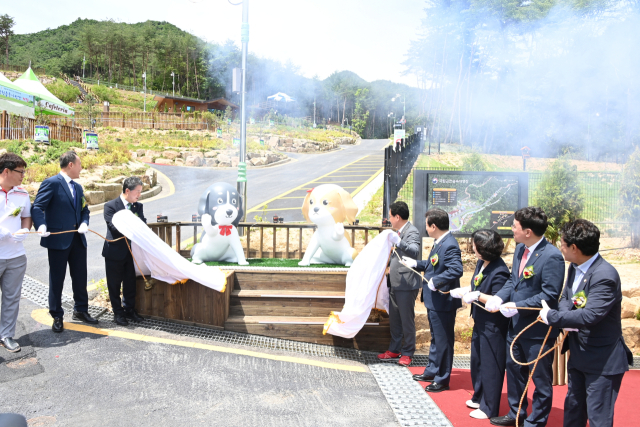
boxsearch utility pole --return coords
[142,72,147,112]
[82,55,85,79]
[171,71,175,96]
[237,0,249,227]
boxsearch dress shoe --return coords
[377,350,400,360]
[0,337,21,353]
[52,317,64,333]
[114,314,129,326]
[490,415,523,426]
[413,373,434,382]
[398,355,412,366]
[124,309,144,323]
[466,400,480,409]
[470,409,488,419]
[72,311,98,324]
[425,382,449,393]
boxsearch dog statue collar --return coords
[219,225,233,236]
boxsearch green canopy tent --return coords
[0,72,35,118]
[12,68,74,117]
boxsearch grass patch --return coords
[199,258,348,268]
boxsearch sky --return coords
[5,0,426,87]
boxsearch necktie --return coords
[518,248,530,276]
[127,203,132,210]
[69,180,76,205]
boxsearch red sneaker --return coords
[377,351,400,360]
[398,355,412,366]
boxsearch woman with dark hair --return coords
[450,229,510,420]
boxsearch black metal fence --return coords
[390,166,625,234]
[382,133,425,222]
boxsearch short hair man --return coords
[400,207,463,392]
[540,219,633,427]
[0,154,32,352]
[377,201,421,366]
[102,176,147,326]
[485,207,565,426]
[32,151,97,333]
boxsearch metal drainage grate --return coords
[371,364,452,427]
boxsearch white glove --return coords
[37,224,51,237]
[450,286,470,299]
[0,226,12,241]
[427,279,436,292]
[564,328,579,332]
[77,223,89,234]
[390,232,401,245]
[540,300,550,325]
[463,291,481,304]
[500,302,519,318]
[400,256,417,269]
[485,295,503,312]
[11,228,30,242]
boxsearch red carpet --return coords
[408,367,640,426]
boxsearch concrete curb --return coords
[87,184,162,212]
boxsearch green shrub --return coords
[619,147,640,248]
[91,85,120,104]
[462,151,489,171]
[533,156,584,245]
[45,80,81,104]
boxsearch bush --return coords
[619,147,640,248]
[90,85,120,104]
[533,156,584,245]
[45,80,81,104]
[462,151,489,171]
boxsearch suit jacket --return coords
[389,221,422,291]
[32,173,90,250]
[415,232,463,312]
[470,258,511,329]
[102,197,147,261]
[547,255,632,375]
[496,238,565,340]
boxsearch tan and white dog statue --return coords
[299,184,359,266]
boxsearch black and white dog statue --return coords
[191,182,249,265]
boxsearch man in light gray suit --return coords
[378,201,422,366]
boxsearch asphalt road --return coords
[22,139,389,288]
[0,299,398,427]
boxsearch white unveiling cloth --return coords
[324,230,394,338]
[112,210,227,291]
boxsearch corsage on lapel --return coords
[473,272,484,290]
[521,265,535,280]
[9,206,23,217]
[430,253,439,267]
[572,290,587,309]
[81,196,87,209]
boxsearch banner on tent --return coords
[37,100,74,116]
[0,85,34,107]
[34,126,50,144]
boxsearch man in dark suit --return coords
[32,151,97,332]
[485,207,565,427]
[402,207,463,393]
[377,201,421,366]
[103,176,147,326]
[541,219,632,427]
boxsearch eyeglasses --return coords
[11,169,26,176]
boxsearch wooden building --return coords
[154,94,239,114]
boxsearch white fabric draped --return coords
[112,210,227,292]
[324,230,394,338]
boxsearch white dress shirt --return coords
[59,171,75,199]
[435,230,450,245]
[571,254,599,294]
[120,194,132,209]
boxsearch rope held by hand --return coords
[16,229,153,290]
[392,248,450,294]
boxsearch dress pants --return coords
[470,322,508,417]
[563,368,624,427]
[388,288,420,356]
[105,255,136,315]
[0,255,27,339]
[47,233,88,318]
[422,309,456,386]
[506,334,555,427]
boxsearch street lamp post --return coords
[392,94,405,130]
[237,0,250,227]
[171,72,175,97]
[142,72,147,112]
[387,112,394,138]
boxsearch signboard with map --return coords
[413,171,528,238]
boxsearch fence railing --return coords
[79,77,205,102]
[0,110,82,142]
[147,221,391,259]
[48,111,222,131]
[0,64,46,75]
[390,163,625,232]
[382,133,425,221]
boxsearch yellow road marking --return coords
[30,309,366,373]
[247,156,373,213]
[350,168,384,197]
[312,181,371,183]
[253,207,301,212]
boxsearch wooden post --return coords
[193,224,198,246]
[176,225,181,252]
[351,229,355,247]
[365,229,369,245]
[298,227,303,259]
[285,228,290,259]
[245,226,251,258]
[1,110,7,140]
[259,227,264,258]
[272,226,276,258]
